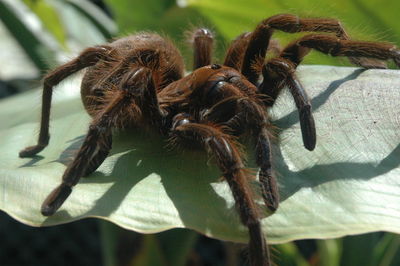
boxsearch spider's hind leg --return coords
[280,34,400,69]
[241,14,388,84]
[19,45,112,158]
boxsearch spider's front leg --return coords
[170,116,270,266]
[261,58,316,150]
[41,67,164,216]
[19,45,112,158]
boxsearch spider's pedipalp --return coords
[19,45,112,158]
[233,97,279,211]
[255,127,278,212]
[261,57,316,150]
[236,98,280,211]
[286,76,316,150]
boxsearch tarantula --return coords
[20,14,400,266]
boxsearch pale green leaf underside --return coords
[1,66,400,244]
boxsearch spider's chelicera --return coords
[20,14,400,266]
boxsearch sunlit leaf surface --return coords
[1,66,400,244]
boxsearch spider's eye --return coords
[172,113,192,129]
[211,64,221,70]
[207,80,227,99]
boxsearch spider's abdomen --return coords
[80,33,185,117]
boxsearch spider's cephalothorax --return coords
[20,14,400,266]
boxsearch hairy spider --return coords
[20,14,400,266]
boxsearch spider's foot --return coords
[299,106,316,151]
[41,183,72,216]
[259,170,279,212]
[264,200,278,213]
[19,145,46,158]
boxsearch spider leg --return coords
[82,133,112,177]
[202,97,279,211]
[121,67,166,129]
[241,14,387,84]
[237,98,279,211]
[259,34,400,150]
[224,32,281,71]
[83,67,165,177]
[41,67,162,215]
[191,28,214,70]
[281,34,400,68]
[224,32,251,70]
[200,96,240,124]
[260,58,316,150]
[255,127,278,211]
[19,45,112,158]
[171,119,270,266]
[41,91,125,216]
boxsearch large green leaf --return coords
[1,66,400,244]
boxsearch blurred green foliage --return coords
[1,0,400,265]
[2,0,400,75]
